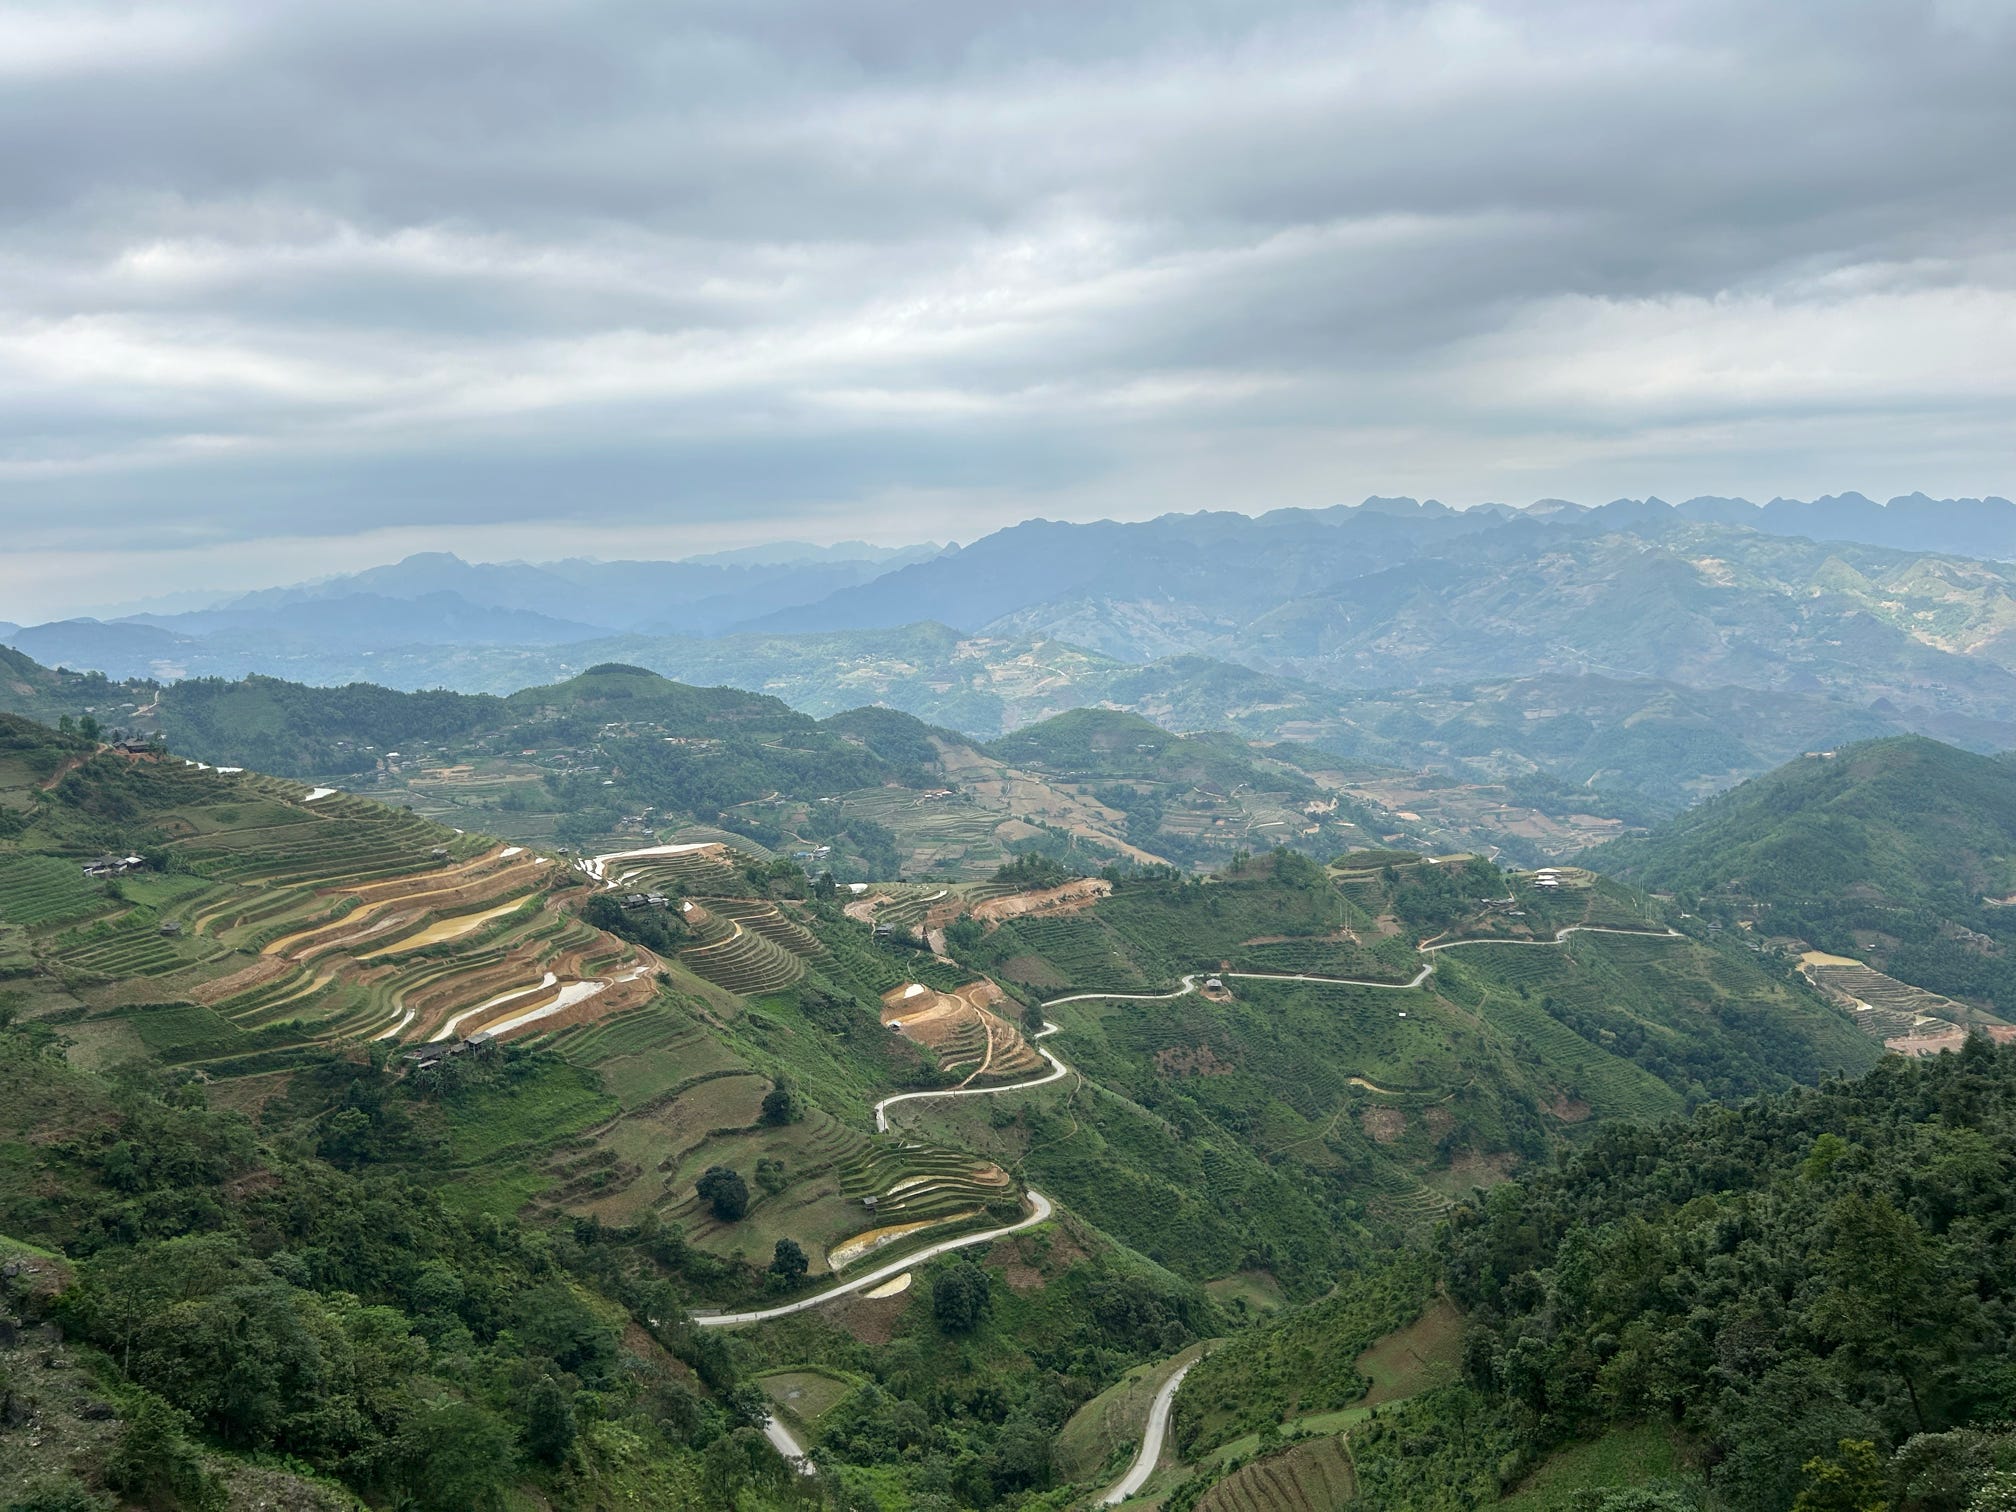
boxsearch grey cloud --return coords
[0,0,2011,615]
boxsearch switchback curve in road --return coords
[874,1040,1070,1132]
[1420,924,1681,953]
[691,1192,1054,1328]
[687,921,1679,1343]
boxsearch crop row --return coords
[706,900,825,958]
[557,1006,692,1064]
[0,856,109,928]
[680,927,805,994]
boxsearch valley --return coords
[5,2,2014,1503]
[2,656,2013,1512]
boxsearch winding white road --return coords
[691,1191,1054,1327]
[1421,923,1680,953]
[873,1040,1070,1132]
[1102,1360,1196,1505]
[684,905,1680,1481]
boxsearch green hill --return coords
[927,847,1875,1293]
[1591,736,2016,1013]
[0,710,1233,1510]
[0,705,1918,1511]
[1165,1041,2016,1512]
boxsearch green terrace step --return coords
[707,899,828,958]
[679,926,805,994]
[0,854,113,929]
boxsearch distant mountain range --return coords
[7,493,2016,819]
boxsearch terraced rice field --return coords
[707,899,828,958]
[880,980,1045,1083]
[833,789,1012,877]
[679,914,807,994]
[603,844,746,896]
[835,1140,1014,1230]
[866,886,953,930]
[1197,1436,1358,1512]
[49,914,221,980]
[553,1004,692,1065]
[0,759,652,1070]
[0,855,108,927]
[1802,956,1967,1039]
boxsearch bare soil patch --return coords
[971,876,1112,925]
[833,1290,911,1345]
[1361,1107,1406,1143]
[1155,1044,1235,1077]
[192,954,297,1005]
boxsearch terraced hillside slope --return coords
[0,714,673,1073]
[0,706,1912,1511]
[1593,736,2016,1023]
[905,847,1876,1302]
[0,713,1238,1508]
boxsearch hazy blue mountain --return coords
[734,501,1504,638]
[128,591,603,649]
[1622,491,2016,557]
[5,616,200,675]
[207,548,944,635]
[678,539,944,567]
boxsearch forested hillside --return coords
[1594,737,2016,1011]
[1165,1040,2016,1512]
[0,698,1978,1512]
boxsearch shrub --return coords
[696,1165,749,1222]
[769,1239,808,1284]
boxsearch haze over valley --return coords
[4,3,2016,1511]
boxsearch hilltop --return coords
[1,639,1945,881]
[1592,736,2016,1035]
[14,503,2016,820]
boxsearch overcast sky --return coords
[1,0,2012,620]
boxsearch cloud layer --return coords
[0,0,2011,616]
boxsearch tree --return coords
[1794,1439,1889,1512]
[931,1255,992,1334]
[696,1165,749,1222]
[394,1398,514,1512]
[769,1238,808,1284]
[101,1394,224,1512]
[525,1375,576,1466]
[77,715,100,743]
[759,1079,799,1126]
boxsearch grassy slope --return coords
[1592,735,2016,1011]
[935,850,1876,1300]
